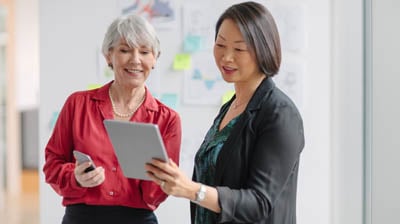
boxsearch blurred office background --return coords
[0,0,399,224]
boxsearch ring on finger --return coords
[160,180,166,188]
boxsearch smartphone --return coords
[73,150,96,173]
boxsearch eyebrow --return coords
[217,34,246,44]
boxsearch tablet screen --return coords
[103,119,168,180]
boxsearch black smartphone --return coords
[73,150,96,173]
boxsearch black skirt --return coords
[62,204,158,224]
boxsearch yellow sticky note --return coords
[221,90,235,105]
[173,53,192,70]
[87,83,102,90]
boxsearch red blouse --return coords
[43,81,181,210]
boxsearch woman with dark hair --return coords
[146,1,304,224]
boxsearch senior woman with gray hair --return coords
[43,14,181,224]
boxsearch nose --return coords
[222,49,234,62]
[130,50,141,65]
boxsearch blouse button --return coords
[109,191,114,196]
[111,167,117,172]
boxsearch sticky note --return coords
[173,53,192,70]
[221,90,235,105]
[87,83,102,90]
[184,35,202,53]
[49,111,60,130]
[160,93,178,109]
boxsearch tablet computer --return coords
[103,119,168,180]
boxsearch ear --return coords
[151,55,157,69]
[105,52,112,65]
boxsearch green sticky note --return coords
[221,90,235,105]
[87,83,102,90]
[184,35,202,53]
[173,53,192,70]
[160,93,178,109]
[49,111,60,130]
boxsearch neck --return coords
[109,84,146,118]
[111,83,145,103]
[233,76,265,105]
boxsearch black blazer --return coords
[191,78,305,224]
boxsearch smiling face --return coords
[106,38,156,88]
[213,19,263,84]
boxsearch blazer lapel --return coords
[214,78,276,184]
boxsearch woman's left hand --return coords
[145,159,197,200]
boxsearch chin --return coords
[221,76,234,83]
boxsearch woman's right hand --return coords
[145,159,198,199]
[74,161,105,187]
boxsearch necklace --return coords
[109,88,145,118]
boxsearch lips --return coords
[126,68,142,74]
[222,65,237,74]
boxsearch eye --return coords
[215,43,225,48]
[120,48,130,53]
[140,50,151,55]
[139,47,152,55]
[235,48,247,52]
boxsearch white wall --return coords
[331,0,364,223]
[296,0,332,223]
[39,0,333,224]
[368,0,400,223]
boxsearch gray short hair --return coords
[101,14,160,58]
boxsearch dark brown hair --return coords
[215,1,281,77]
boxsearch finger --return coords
[81,172,100,187]
[169,158,178,168]
[151,158,169,167]
[90,168,105,185]
[145,164,162,180]
[79,168,99,183]
[160,180,165,188]
[145,163,168,180]
[146,170,161,182]
[74,161,83,174]
[88,176,103,187]
[76,162,93,174]
[151,159,175,176]
[145,163,157,173]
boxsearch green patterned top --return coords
[194,106,241,224]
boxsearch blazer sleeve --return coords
[216,100,305,223]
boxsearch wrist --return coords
[191,183,207,204]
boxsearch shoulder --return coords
[146,96,182,134]
[261,87,302,120]
[253,84,303,131]
[256,84,305,152]
[64,89,95,105]
[254,79,299,117]
[267,86,297,109]
[64,83,110,105]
